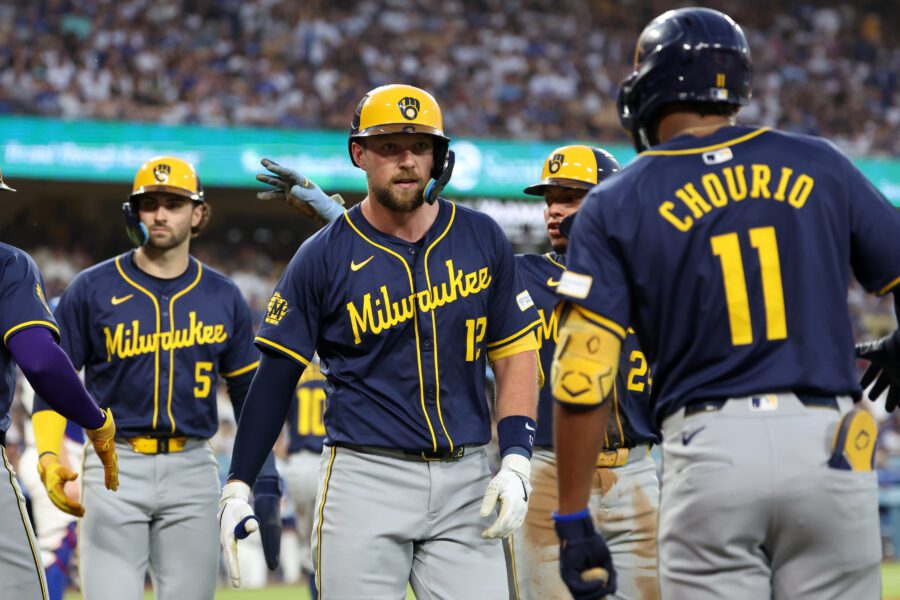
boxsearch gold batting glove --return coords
[85,408,118,491]
[37,453,84,517]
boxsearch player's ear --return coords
[350,140,367,170]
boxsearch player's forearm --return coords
[9,327,105,430]
[554,401,609,513]
[227,352,303,485]
[492,350,539,420]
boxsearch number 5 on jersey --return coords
[711,226,787,346]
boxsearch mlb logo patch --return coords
[516,290,534,312]
[749,395,778,411]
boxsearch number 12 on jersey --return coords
[710,226,787,346]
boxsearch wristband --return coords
[497,415,536,458]
[552,508,591,522]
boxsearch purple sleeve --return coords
[9,327,105,429]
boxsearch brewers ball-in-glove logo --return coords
[548,153,564,174]
[398,97,420,120]
[265,291,289,325]
[153,163,171,183]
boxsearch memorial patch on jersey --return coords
[558,271,592,299]
[35,282,52,315]
[516,290,534,312]
[265,292,289,325]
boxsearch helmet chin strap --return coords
[423,150,455,205]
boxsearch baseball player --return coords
[271,145,662,600]
[219,84,541,599]
[282,356,326,600]
[0,167,117,600]
[514,146,659,599]
[31,156,279,600]
[552,7,900,600]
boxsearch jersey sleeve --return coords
[557,191,631,339]
[254,240,324,367]
[0,250,59,347]
[219,285,261,378]
[485,225,541,357]
[53,275,90,369]
[842,151,900,295]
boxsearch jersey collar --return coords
[347,197,453,249]
[121,250,200,293]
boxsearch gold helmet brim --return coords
[523,178,594,196]
[130,184,203,202]
[350,122,449,141]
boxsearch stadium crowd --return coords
[0,0,899,155]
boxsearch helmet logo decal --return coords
[153,163,171,183]
[398,97,420,120]
[548,153,564,174]
[716,73,726,87]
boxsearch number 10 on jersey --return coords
[710,226,787,346]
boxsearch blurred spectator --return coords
[0,0,899,155]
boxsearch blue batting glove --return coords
[256,158,345,223]
[253,475,284,571]
[554,509,617,599]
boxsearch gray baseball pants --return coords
[80,439,220,600]
[0,445,48,600]
[659,393,881,600]
[513,446,660,600]
[311,444,512,599]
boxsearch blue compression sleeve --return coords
[228,351,304,485]
[9,327,105,429]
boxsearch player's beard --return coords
[146,224,191,251]
[371,175,427,213]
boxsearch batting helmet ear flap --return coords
[122,200,149,247]
[424,149,455,205]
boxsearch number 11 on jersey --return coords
[711,226,787,346]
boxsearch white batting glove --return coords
[480,454,532,539]
[218,481,260,588]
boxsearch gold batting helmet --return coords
[123,156,207,247]
[349,84,454,204]
[0,164,16,192]
[523,145,620,196]
[130,156,204,202]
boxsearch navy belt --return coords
[334,442,472,462]
[685,393,839,417]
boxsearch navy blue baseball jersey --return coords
[34,251,259,438]
[559,126,900,426]
[0,243,59,434]
[286,359,326,454]
[256,199,540,452]
[516,252,657,448]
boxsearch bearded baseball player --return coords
[0,166,117,600]
[514,146,659,600]
[220,83,541,598]
[32,156,280,600]
[552,7,900,600]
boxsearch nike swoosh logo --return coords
[547,278,560,287]
[350,256,374,272]
[525,423,536,432]
[682,426,706,446]
[111,294,134,306]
